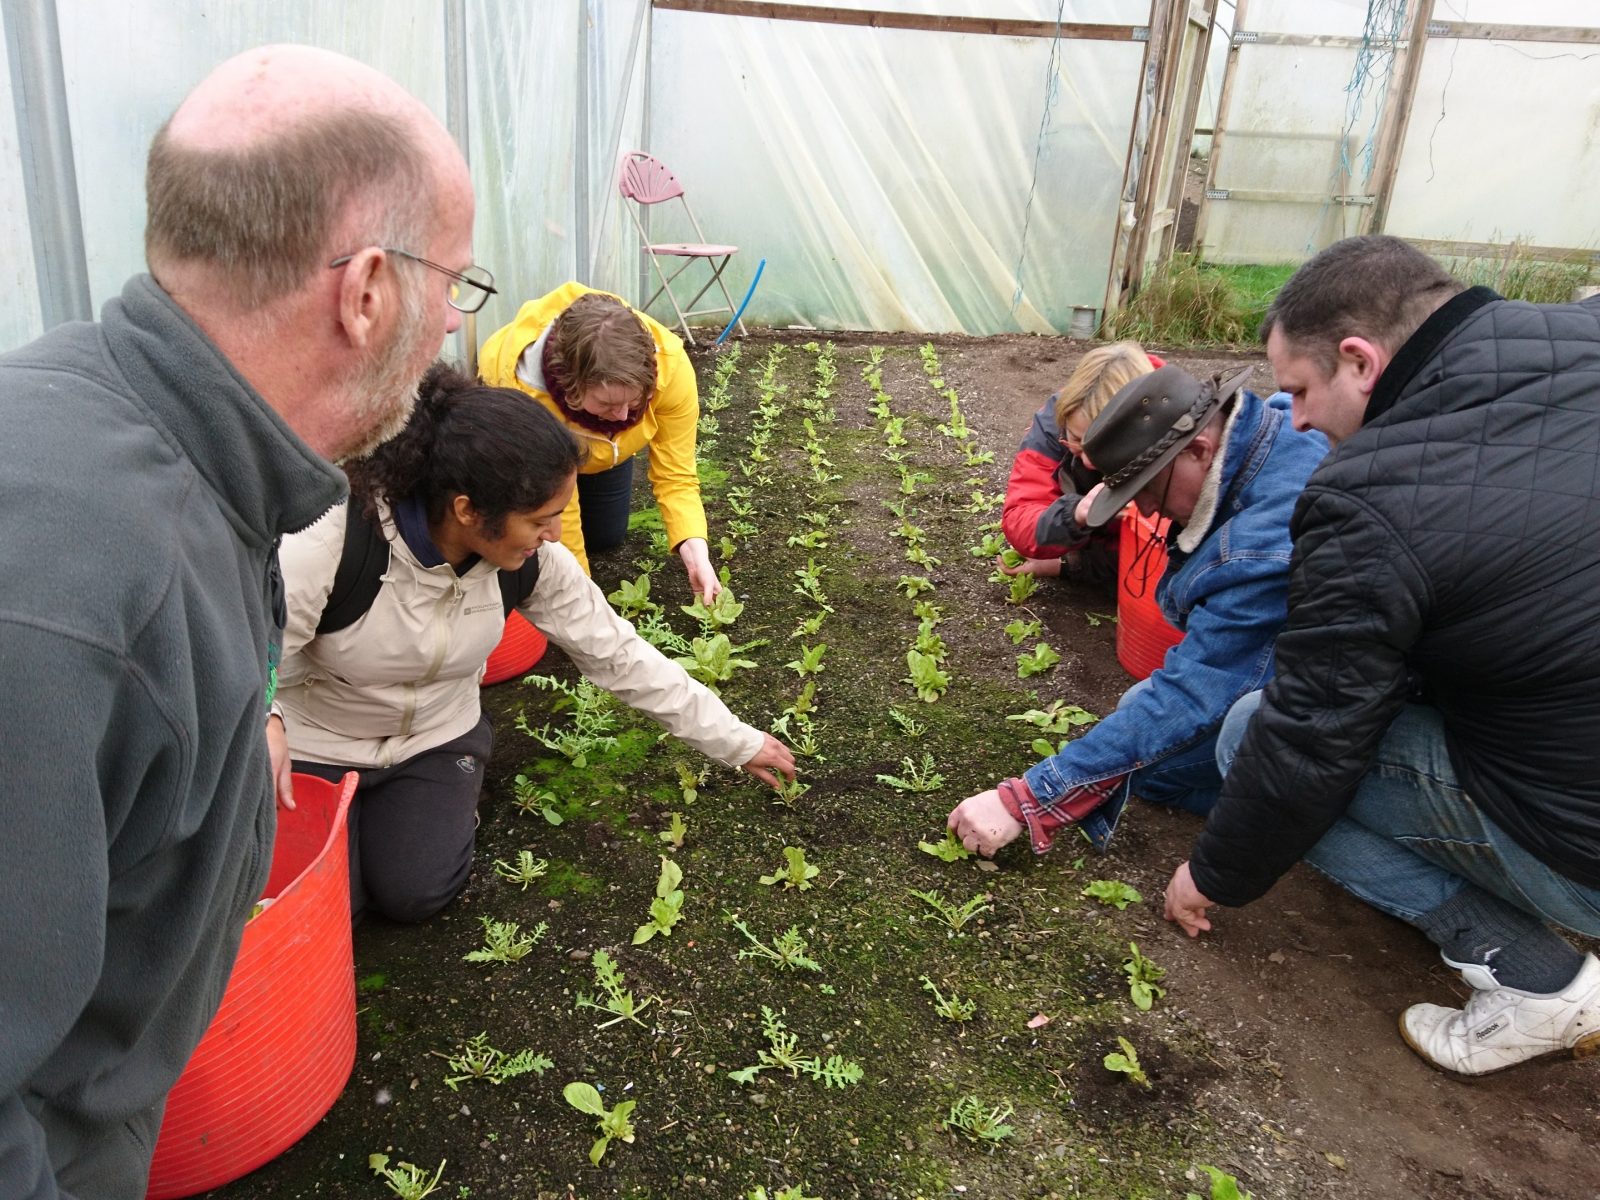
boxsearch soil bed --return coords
[212,332,1598,1200]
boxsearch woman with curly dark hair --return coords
[272,363,794,923]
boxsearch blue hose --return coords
[714,258,765,346]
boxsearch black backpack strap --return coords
[497,550,543,618]
[315,497,391,635]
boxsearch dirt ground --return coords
[927,331,1600,1200]
[206,331,1598,1200]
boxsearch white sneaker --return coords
[1399,952,1600,1076]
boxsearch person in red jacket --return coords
[998,342,1162,589]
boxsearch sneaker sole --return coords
[1398,1016,1600,1077]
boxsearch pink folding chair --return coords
[619,151,747,346]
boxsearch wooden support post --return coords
[1190,0,1246,257]
[1158,0,1219,259]
[1366,0,1434,235]
[1103,0,1180,324]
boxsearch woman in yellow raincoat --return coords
[479,282,718,601]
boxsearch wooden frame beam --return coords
[650,0,1143,41]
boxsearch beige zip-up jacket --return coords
[277,502,764,770]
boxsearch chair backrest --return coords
[618,151,684,205]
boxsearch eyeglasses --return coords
[328,248,498,314]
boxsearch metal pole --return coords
[3,0,91,329]
[638,1,652,305]
[574,0,591,284]
[442,0,477,370]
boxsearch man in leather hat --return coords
[948,363,1327,860]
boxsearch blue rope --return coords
[1010,0,1068,317]
[1306,0,1408,254]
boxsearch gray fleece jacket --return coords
[0,275,347,1198]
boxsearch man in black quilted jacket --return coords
[1160,235,1600,1077]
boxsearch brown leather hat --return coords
[1081,364,1253,528]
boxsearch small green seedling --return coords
[905,545,941,569]
[717,535,738,560]
[943,1095,1014,1146]
[657,810,688,849]
[910,888,992,932]
[562,1081,637,1166]
[493,851,549,890]
[1104,1035,1151,1088]
[972,532,1008,557]
[1017,643,1061,678]
[748,1185,822,1200]
[1086,610,1117,627]
[1003,618,1041,644]
[904,649,950,703]
[1123,941,1167,1011]
[1186,1165,1255,1200]
[575,949,656,1028]
[1008,700,1100,735]
[792,610,828,638]
[898,574,934,600]
[760,845,821,890]
[675,633,758,689]
[511,774,564,824]
[726,1006,863,1089]
[785,643,828,677]
[368,1154,446,1200]
[606,573,659,619]
[876,753,945,793]
[633,856,685,944]
[517,676,619,768]
[1006,573,1038,605]
[919,829,974,862]
[912,599,943,624]
[635,611,693,655]
[1082,879,1142,910]
[773,777,813,807]
[682,588,745,630]
[463,916,547,964]
[920,975,976,1021]
[675,762,709,805]
[439,1032,551,1091]
[888,707,926,737]
[727,913,822,972]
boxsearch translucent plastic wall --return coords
[0,13,42,352]
[466,0,648,341]
[645,3,1151,334]
[54,2,447,319]
[1385,0,1600,251]
[1203,0,1600,265]
[1200,0,1377,264]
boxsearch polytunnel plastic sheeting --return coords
[53,2,448,320]
[1200,0,1384,266]
[466,0,648,341]
[0,11,43,353]
[644,8,1145,335]
[1386,37,1600,252]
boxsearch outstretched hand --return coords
[679,537,721,605]
[1163,861,1215,937]
[742,733,797,790]
[947,788,1025,857]
[994,554,1063,578]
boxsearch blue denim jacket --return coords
[1023,391,1328,848]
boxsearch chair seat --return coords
[648,241,738,257]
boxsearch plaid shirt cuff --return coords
[998,774,1125,854]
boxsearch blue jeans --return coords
[1117,677,1226,817]
[576,457,635,553]
[1217,692,1600,937]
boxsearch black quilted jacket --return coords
[1192,286,1600,906]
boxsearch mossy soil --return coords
[212,337,1265,1200]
